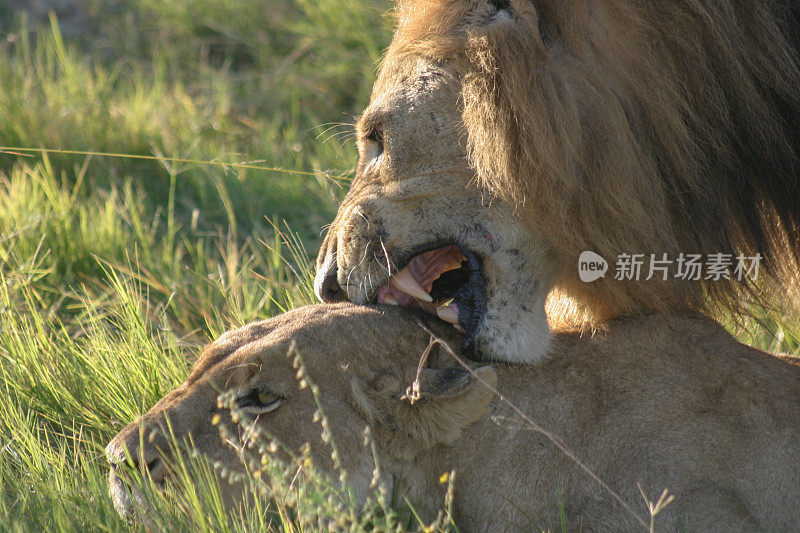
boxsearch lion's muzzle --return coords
[315,241,488,358]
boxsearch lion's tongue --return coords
[376,245,466,322]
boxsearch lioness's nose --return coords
[314,249,347,303]
[105,422,166,482]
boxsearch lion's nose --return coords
[314,251,347,303]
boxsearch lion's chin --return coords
[375,244,486,354]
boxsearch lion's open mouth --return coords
[376,245,486,342]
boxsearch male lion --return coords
[107,304,800,531]
[313,0,800,363]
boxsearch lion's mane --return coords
[392,0,800,325]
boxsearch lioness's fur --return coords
[315,0,800,363]
[107,304,800,531]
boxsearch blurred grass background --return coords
[0,1,797,531]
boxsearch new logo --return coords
[578,251,608,282]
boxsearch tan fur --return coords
[314,0,800,363]
[107,304,800,531]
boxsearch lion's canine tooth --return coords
[390,268,433,302]
[436,304,459,325]
[383,294,399,305]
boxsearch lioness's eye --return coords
[235,389,284,415]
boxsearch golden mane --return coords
[391,0,800,324]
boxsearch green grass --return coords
[0,2,798,531]
[0,2,399,529]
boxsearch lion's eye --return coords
[235,389,284,415]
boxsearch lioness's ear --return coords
[395,366,497,448]
[415,367,486,399]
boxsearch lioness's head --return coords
[106,304,495,520]
[315,0,800,363]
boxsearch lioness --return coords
[314,0,800,363]
[107,304,800,531]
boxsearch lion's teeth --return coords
[436,304,459,325]
[454,324,466,334]
[390,268,433,302]
[383,294,399,306]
